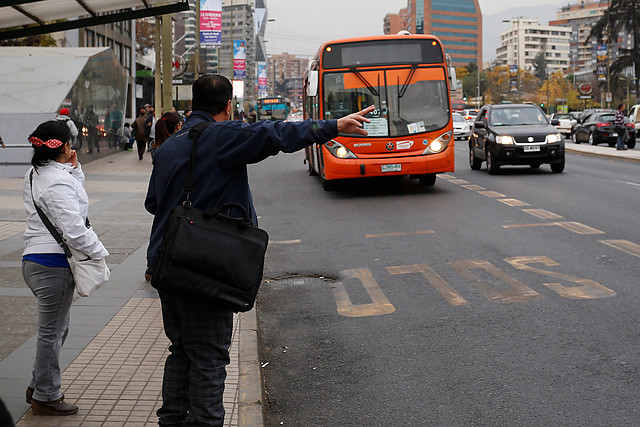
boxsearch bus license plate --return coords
[523,145,541,152]
[381,164,401,172]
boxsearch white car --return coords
[550,113,577,137]
[452,112,471,140]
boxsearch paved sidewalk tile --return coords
[16,298,239,427]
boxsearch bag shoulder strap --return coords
[182,120,214,203]
[29,170,72,257]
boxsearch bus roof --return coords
[312,34,442,60]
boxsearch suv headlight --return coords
[325,140,357,159]
[422,130,452,154]
[496,135,515,145]
[546,133,562,143]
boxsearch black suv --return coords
[572,111,636,148]
[469,104,565,174]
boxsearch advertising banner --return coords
[233,40,247,79]
[509,65,518,92]
[200,0,222,46]
[258,62,267,97]
[596,44,607,82]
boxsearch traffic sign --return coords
[578,95,592,99]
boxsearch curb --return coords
[238,307,265,426]
[564,141,640,162]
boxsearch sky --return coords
[263,0,562,59]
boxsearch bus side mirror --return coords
[307,71,318,97]
[449,67,458,92]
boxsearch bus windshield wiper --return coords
[398,64,418,99]
[349,67,379,98]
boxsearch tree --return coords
[532,51,547,83]
[0,34,56,46]
[136,18,155,55]
[483,65,540,104]
[587,0,640,97]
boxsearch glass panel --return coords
[490,107,549,126]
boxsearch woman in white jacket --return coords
[22,120,108,416]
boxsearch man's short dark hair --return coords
[618,103,625,110]
[192,74,232,116]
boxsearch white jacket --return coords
[56,114,79,139]
[23,162,109,259]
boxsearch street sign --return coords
[578,83,593,95]
[578,95,593,99]
[606,92,612,103]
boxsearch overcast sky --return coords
[263,0,556,58]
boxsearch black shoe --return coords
[31,397,78,416]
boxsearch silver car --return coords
[452,112,471,140]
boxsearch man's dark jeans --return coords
[157,290,233,426]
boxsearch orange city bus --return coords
[303,34,458,190]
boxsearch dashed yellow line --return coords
[522,209,563,220]
[503,221,604,235]
[599,240,640,258]
[499,198,530,207]
[478,190,506,198]
[449,179,469,184]
[461,184,485,191]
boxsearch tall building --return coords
[495,18,570,74]
[383,9,408,35]
[220,0,255,105]
[267,52,307,104]
[549,0,610,73]
[397,0,482,68]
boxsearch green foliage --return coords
[532,51,547,83]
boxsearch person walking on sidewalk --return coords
[132,107,148,160]
[83,105,99,154]
[22,120,109,416]
[55,108,78,149]
[144,74,373,426]
[615,103,628,151]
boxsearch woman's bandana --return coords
[29,136,64,148]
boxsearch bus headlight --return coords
[325,140,357,159]
[546,133,562,143]
[496,135,515,145]
[422,130,452,154]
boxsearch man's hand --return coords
[337,105,376,136]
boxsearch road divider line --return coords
[478,190,506,198]
[449,179,469,184]
[365,230,435,238]
[331,268,395,317]
[270,239,302,244]
[503,221,604,235]
[461,184,486,191]
[522,209,563,220]
[599,239,640,258]
[498,198,530,207]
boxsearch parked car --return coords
[461,108,480,123]
[627,104,640,133]
[452,112,471,140]
[572,112,636,148]
[549,113,577,137]
[469,104,565,174]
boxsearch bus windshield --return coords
[323,67,449,137]
[257,98,290,121]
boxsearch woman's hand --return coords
[69,149,78,168]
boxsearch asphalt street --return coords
[253,142,640,426]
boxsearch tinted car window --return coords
[596,114,615,123]
[452,114,465,122]
[490,107,548,126]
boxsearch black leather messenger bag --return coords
[151,121,269,312]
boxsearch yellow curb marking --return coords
[386,264,469,306]
[599,239,640,258]
[331,268,395,317]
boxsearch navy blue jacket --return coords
[145,110,338,268]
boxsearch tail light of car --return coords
[626,123,634,128]
[596,123,610,127]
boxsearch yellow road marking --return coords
[478,190,506,198]
[450,260,542,303]
[498,198,530,207]
[331,268,395,317]
[502,221,604,235]
[449,179,469,184]
[386,264,469,306]
[438,174,455,180]
[506,256,616,299]
[461,184,485,191]
[271,239,302,244]
[599,240,640,258]
[365,230,435,238]
[522,209,563,220]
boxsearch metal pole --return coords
[195,0,200,77]
[161,14,173,114]
[154,17,161,117]
[230,0,234,119]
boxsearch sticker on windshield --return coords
[363,118,389,137]
[407,121,426,134]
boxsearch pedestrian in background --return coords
[615,103,628,151]
[22,120,108,416]
[144,105,157,152]
[132,107,147,160]
[150,112,181,157]
[56,108,78,150]
[83,105,99,154]
[144,74,373,426]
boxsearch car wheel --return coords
[627,138,636,149]
[469,145,482,170]
[572,132,580,144]
[486,149,500,175]
[589,132,597,145]
[550,156,565,173]
[419,174,437,186]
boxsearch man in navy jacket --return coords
[145,74,373,426]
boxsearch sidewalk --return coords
[564,139,640,161]
[0,150,264,426]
